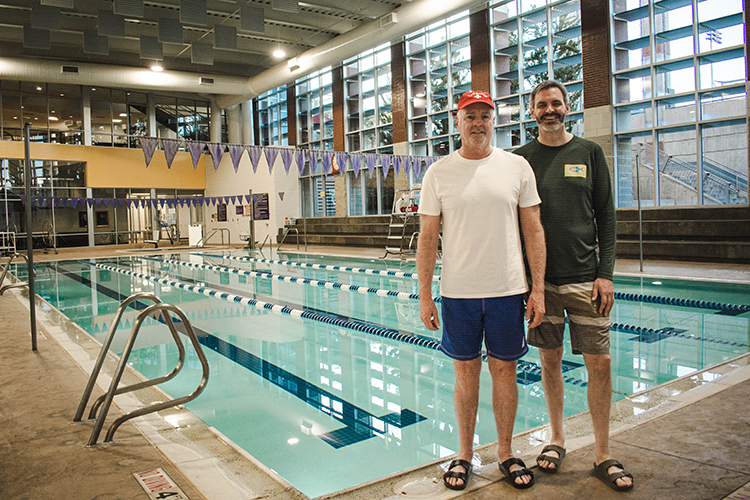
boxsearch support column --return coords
[241,100,253,145]
[210,99,222,143]
[469,8,491,94]
[82,88,92,146]
[147,93,157,138]
[332,66,347,216]
[226,104,242,144]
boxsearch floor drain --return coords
[394,477,444,497]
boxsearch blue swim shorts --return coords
[439,294,528,361]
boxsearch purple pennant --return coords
[308,150,320,175]
[53,197,62,208]
[126,199,133,208]
[414,157,424,177]
[363,153,378,178]
[228,144,245,173]
[141,137,158,167]
[245,194,252,204]
[350,153,363,178]
[295,149,306,175]
[380,154,391,177]
[187,141,205,170]
[320,150,334,177]
[71,198,79,208]
[280,148,294,175]
[20,196,26,206]
[336,152,349,177]
[424,156,437,169]
[162,138,181,169]
[264,147,279,174]
[402,156,412,177]
[392,156,402,177]
[95,198,103,208]
[207,143,225,171]
[103,199,112,208]
[87,198,94,208]
[278,192,285,201]
[245,146,262,174]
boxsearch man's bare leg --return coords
[488,357,532,486]
[445,357,482,488]
[584,353,633,489]
[537,346,566,470]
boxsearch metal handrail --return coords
[278,226,300,250]
[74,293,209,446]
[196,227,230,247]
[0,252,34,295]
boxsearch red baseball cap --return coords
[457,91,495,111]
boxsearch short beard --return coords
[538,119,565,133]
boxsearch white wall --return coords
[204,147,300,246]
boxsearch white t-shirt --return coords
[418,148,541,298]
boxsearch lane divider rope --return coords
[142,256,423,302]
[611,322,749,348]
[614,291,750,313]
[197,252,442,281]
[87,260,586,387]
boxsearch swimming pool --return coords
[15,251,750,498]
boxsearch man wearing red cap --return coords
[417,90,547,491]
[514,80,631,491]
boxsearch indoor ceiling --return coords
[0,0,403,78]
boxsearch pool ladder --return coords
[73,292,209,446]
[0,252,34,295]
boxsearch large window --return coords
[297,69,336,217]
[490,0,584,148]
[257,86,288,146]
[343,44,395,215]
[612,0,747,207]
[406,11,472,158]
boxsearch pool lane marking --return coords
[611,322,749,348]
[197,252,442,281]
[70,260,427,449]
[89,260,588,388]
[142,256,423,302]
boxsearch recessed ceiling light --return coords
[49,116,59,121]
[119,113,127,117]
[36,86,42,91]
[112,119,122,123]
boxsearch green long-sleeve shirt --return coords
[515,136,616,281]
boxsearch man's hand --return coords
[525,288,545,329]
[420,297,440,331]
[591,278,614,316]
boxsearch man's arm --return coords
[519,204,546,328]
[591,146,616,315]
[417,214,441,331]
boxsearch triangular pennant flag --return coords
[246,146,262,173]
[424,156,437,169]
[20,196,25,206]
[278,192,285,201]
[402,155,412,177]
[126,198,133,208]
[414,157,424,177]
[335,152,349,177]
[392,155,402,177]
[141,137,158,167]
[295,149,306,175]
[264,147,279,174]
[187,140,205,170]
[103,199,112,208]
[207,142,225,172]
[87,198,94,208]
[364,153,378,179]
[350,152,363,178]
[162,138,181,169]
[380,154,391,177]
[308,150,320,175]
[245,194,252,204]
[72,198,80,208]
[320,150,334,176]
[228,144,245,173]
[280,148,294,175]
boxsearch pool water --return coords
[16,252,750,498]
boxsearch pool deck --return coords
[2,243,750,500]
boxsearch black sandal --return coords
[498,457,535,489]
[594,459,634,492]
[443,459,473,491]
[536,444,566,474]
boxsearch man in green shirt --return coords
[514,80,633,492]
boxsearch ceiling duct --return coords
[217,0,488,108]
